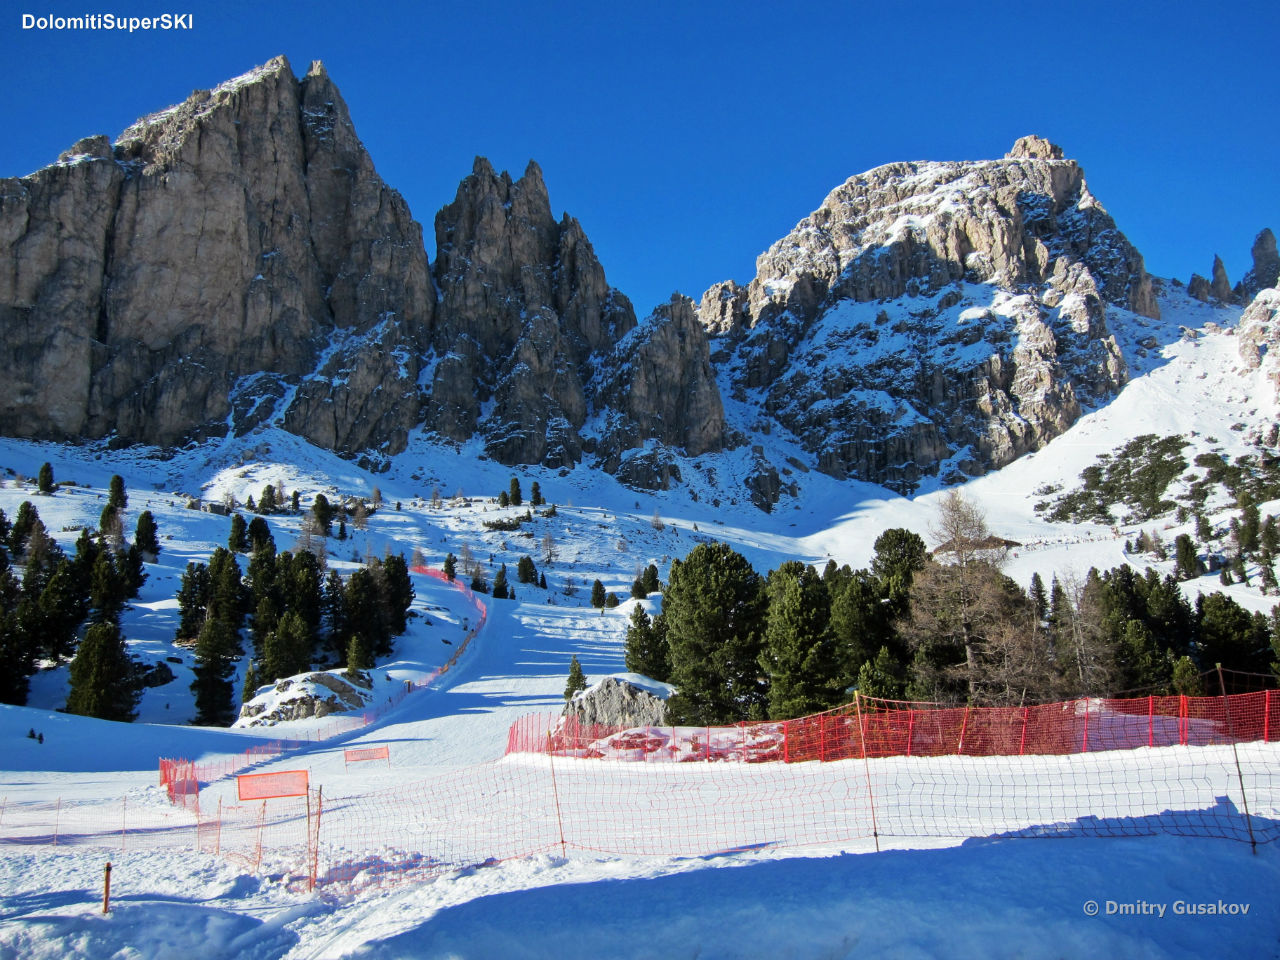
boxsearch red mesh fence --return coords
[158,566,487,805]
[506,691,1279,763]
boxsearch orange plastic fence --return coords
[344,745,390,766]
[158,566,486,804]
[505,690,1280,763]
[237,769,309,801]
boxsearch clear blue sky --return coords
[3,0,1276,317]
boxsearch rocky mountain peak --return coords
[697,139,1143,493]
[1005,135,1065,160]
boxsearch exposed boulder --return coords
[563,676,668,727]
[1188,273,1212,302]
[235,670,373,726]
[1238,288,1280,401]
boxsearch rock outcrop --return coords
[697,135,1142,493]
[1236,228,1280,302]
[562,676,668,727]
[236,670,373,726]
[0,57,433,451]
[0,57,727,480]
[1210,255,1234,303]
[1238,287,1280,401]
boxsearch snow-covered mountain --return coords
[4,57,1277,512]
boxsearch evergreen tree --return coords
[0,610,36,706]
[324,569,348,658]
[829,568,896,690]
[530,481,543,507]
[190,616,239,726]
[66,620,138,722]
[8,501,38,555]
[443,552,457,582]
[241,659,260,705]
[377,554,414,637]
[311,493,334,535]
[509,477,523,507]
[90,552,126,623]
[624,605,670,680]
[517,555,538,584]
[228,513,249,553]
[134,511,160,560]
[344,568,383,662]
[1028,572,1048,622]
[123,544,147,596]
[1172,534,1203,582]
[36,561,84,660]
[871,528,928,613]
[760,562,841,719]
[258,484,277,515]
[37,462,54,495]
[346,632,373,675]
[251,594,279,658]
[498,490,510,508]
[0,508,9,549]
[107,474,127,512]
[1196,592,1271,674]
[631,576,647,599]
[663,542,766,723]
[539,571,547,590]
[206,547,247,627]
[246,516,274,554]
[564,655,586,701]
[264,610,310,680]
[287,550,325,645]
[99,504,124,551]
[856,645,905,700]
[590,578,607,608]
[1171,655,1203,695]
[175,561,210,641]
[642,563,661,595]
[470,570,489,594]
[492,564,510,600]
[291,489,301,513]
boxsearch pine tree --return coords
[8,501,38,554]
[443,552,457,581]
[517,555,537,584]
[241,659,260,705]
[190,616,239,726]
[36,561,83,660]
[258,484,277,515]
[99,505,124,551]
[590,579,607,608]
[376,554,414,637]
[539,571,547,590]
[228,513,249,553]
[107,474,128,512]
[175,561,210,641]
[1028,572,1048,622]
[1171,655,1203,695]
[324,569,348,658]
[134,510,160,560]
[664,542,766,723]
[1172,534,1203,582]
[0,609,36,706]
[264,610,310,680]
[631,576,647,599]
[564,655,586,701]
[760,562,840,719]
[530,481,543,507]
[498,490,510,508]
[346,632,373,675]
[492,564,510,600]
[66,620,138,722]
[246,516,273,554]
[856,645,904,700]
[624,605,670,681]
[509,477,523,507]
[642,563,660,595]
[90,552,126,623]
[311,493,334,535]
[37,462,54,495]
[344,568,383,662]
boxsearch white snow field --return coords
[3,304,1280,958]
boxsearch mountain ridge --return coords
[2,59,1276,506]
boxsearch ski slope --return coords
[3,297,1280,957]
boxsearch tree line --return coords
[627,491,1280,725]
[182,515,415,725]
[0,468,155,722]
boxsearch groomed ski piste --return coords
[3,293,1280,958]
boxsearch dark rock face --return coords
[697,136,1142,493]
[0,57,728,477]
[1236,228,1279,302]
[0,57,434,451]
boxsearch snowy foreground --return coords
[3,304,1280,957]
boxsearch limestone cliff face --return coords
[0,58,727,474]
[0,56,433,452]
[699,135,1142,492]
[1238,287,1280,402]
[427,158,639,466]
